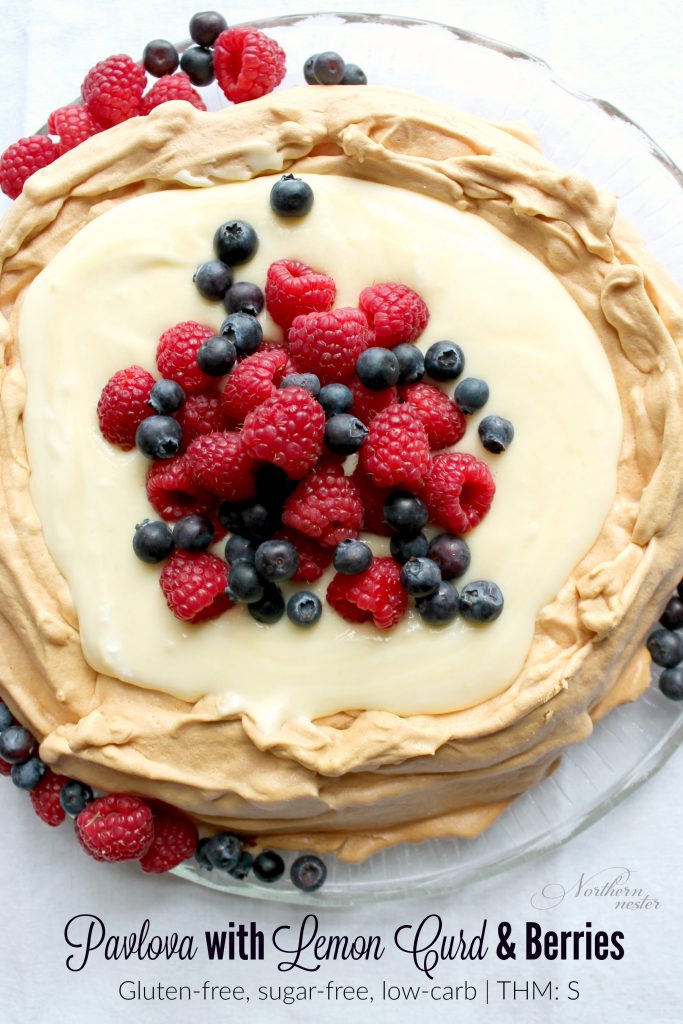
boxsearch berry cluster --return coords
[303,50,367,87]
[647,584,683,701]
[195,832,327,892]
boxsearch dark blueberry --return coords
[647,628,683,668]
[303,54,319,84]
[425,341,465,382]
[678,579,683,601]
[135,415,182,460]
[659,666,683,701]
[133,519,175,563]
[254,539,299,582]
[173,514,215,551]
[195,837,214,871]
[427,533,471,580]
[224,281,264,317]
[356,347,400,391]
[189,10,228,47]
[143,39,179,77]
[400,557,441,597]
[455,377,489,414]
[0,724,36,764]
[287,591,323,627]
[270,174,315,218]
[290,854,327,892]
[0,701,13,734]
[59,780,94,817]
[390,532,429,565]
[204,832,242,872]
[254,464,298,505]
[148,378,185,415]
[417,581,460,625]
[249,584,286,625]
[11,758,46,791]
[660,595,683,631]
[240,501,281,540]
[197,335,237,376]
[217,500,248,534]
[394,343,425,385]
[312,52,345,85]
[224,535,255,565]
[459,580,504,623]
[229,850,254,880]
[214,219,259,266]
[383,491,429,536]
[324,413,368,455]
[318,382,353,417]
[333,539,373,575]
[340,64,367,85]
[281,373,321,397]
[252,849,285,883]
[180,45,215,86]
[193,259,233,300]
[228,561,265,604]
[220,312,263,358]
[479,415,514,454]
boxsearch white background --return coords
[0,2,682,1022]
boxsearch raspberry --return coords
[288,308,371,386]
[351,465,393,536]
[359,282,430,348]
[282,463,363,547]
[81,54,147,126]
[423,452,496,534]
[140,812,198,873]
[29,768,68,827]
[360,405,431,490]
[213,27,286,104]
[47,104,104,155]
[141,73,207,114]
[160,549,232,623]
[265,259,336,329]
[220,348,288,424]
[273,528,333,582]
[0,757,11,776]
[400,382,466,450]
[186,431,256,501]
[146,454,211,521]
[76,793,154,862]
[0,135,59,200]
[350,378,398,425]
[156,321,218,395]
[174,392,226,450]
[97,365,155,450]
[241,387,325,480]
[327,557,407,629]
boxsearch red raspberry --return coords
[265,259,336,329]
[76,793,154,862]
[273,528,333,582]
[0,135,59,200]
[160,549,232,623]
[146,454,211,521]
[423,452,496,534]
[327,557,407,630]
[175,392,226,450]
[359,282,430,348]
[400,382,466,450]
[139,812,198,874]
[29,768,68,827]
[351,378,398,425]
[81,54,147,126]
[142,73,207,114]
[186,431,256,501]
[360,405,431,490]
[97,365,155,450]
[241,387,325,480]
[156,321,218,395]
[213,27,286,104]
[282,462,363,547]
[288,308,371,386]
[47,104,104,154]
[351,465,393,536]
[220,348,288,424]
[0,757,11,776]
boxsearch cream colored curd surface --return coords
[18,173,622,730]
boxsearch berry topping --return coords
[76,793,154,863]
[273,528,334,583]
[29,768,68,826]
[242,387,325,480]
[281,373,321,397]
[400,556,442,597]
[417,581,460,625]
[400,382,467,450]
[0,725,36,764]
[659,667,683,701]
[647,629,683,668]
[203,832,242,871]
[303,55,319,84]
[218,498,280,542]
[459,580,504,623]
[283,462,363,547]
[0,135,59,199]
[0,701,12,733]
[660,595,683,630]
[265,259,336,329]
[249,583,286,625]
[190,11,228,47]
[390,532,429,564]
[97,365,155,450]
[140,812,199,873]
[159,549,232,623]
[174,392,225,449]
[327,557,407,630]
[340,64,368,85]
[324,413,369,455]
[142,72,206,113]
[350,378,398,426]
[194,259,233,301]
[59,781,94,817]
[360,405,431,490]
[81,54,147,126]
[359,283,429,348]
[312,52,345,85]
[270,175,314,217]
[47,104,104,155]
[333,538,373,575]
[288,308,371,385]
[213,27,286,103]
[254,539,299,581]
[0,758,11,777]
[227,561,265,604]
[351,464,393,536]
[394,343,425,385]
[479,414,514,453]
[186,431,256,501]
[221,348,288,424]
[224,534,255,565]
[423,452,495,534]
[12,758,47,791]
[455,377,489,414]
[136,415,183,460]
[172,513,215,551]
[229,851,254,879]
[287,591,323,627]
[290,854,327,891]
[142,39,180,78]
[197,335,237,376]
[214,219,259,266]
[383,491,429,536]
[318,382,354,417]
[252,849,285,883]
[220,312,263,357]
[356,347,400,391]
[133,519,175,563]
[149,379,185,415]
[156,321,217,395]
[225,281,264,317]
[146,454,211,521]
[425,341,465,382]
[427,533,471,579]
[180,47,215,87]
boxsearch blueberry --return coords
[270,175,314,218]
[479,415,514,454]
[229,851,254,880]
[417,581,460,625]
[287,591,323,627]
[459,580,504,623]
[318,383,353,417]
[59,781,94,816]
[220,312,263,357]
[356,347,400,391]
[678,579,683,601]
[195,837,214,870]
[660,595,683,631]
[290,854,327,892]
[204,832,242,872]
[254,539,299,582]
[340,64,367,85]
[224,535,255,565]
[647,628,683,668]
[133,519,174,563]
[0,725,36,764]
[224,281,264,317]
[324,413,368,455]
[148,378,185,415]
[240,501,281,541]
[143,39,179,77]
[193,259,233,300]
[455,377,489,414]
[427,533,471,580]
[228,562,265,604]
[312,52,345,85]
[248,584,285,624]
[252,849,285,883]
[197,335,237,376]
[214,220,259,266]
[303,54,319,84]
[280,373,321,397]
[180,45,215,86]
[173,514,215,551]
[0,701,13,734]
[135,415,182,460]
[11,757,46,791]
[254,464,298,505]
[400,557,441,597]
[333,539,373,575]
[394,343,425,385]
[390,532,429,565]
[189,10,228,47]
[425,341,465,382]
[659,666,683,701]
[383,491,428,535]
